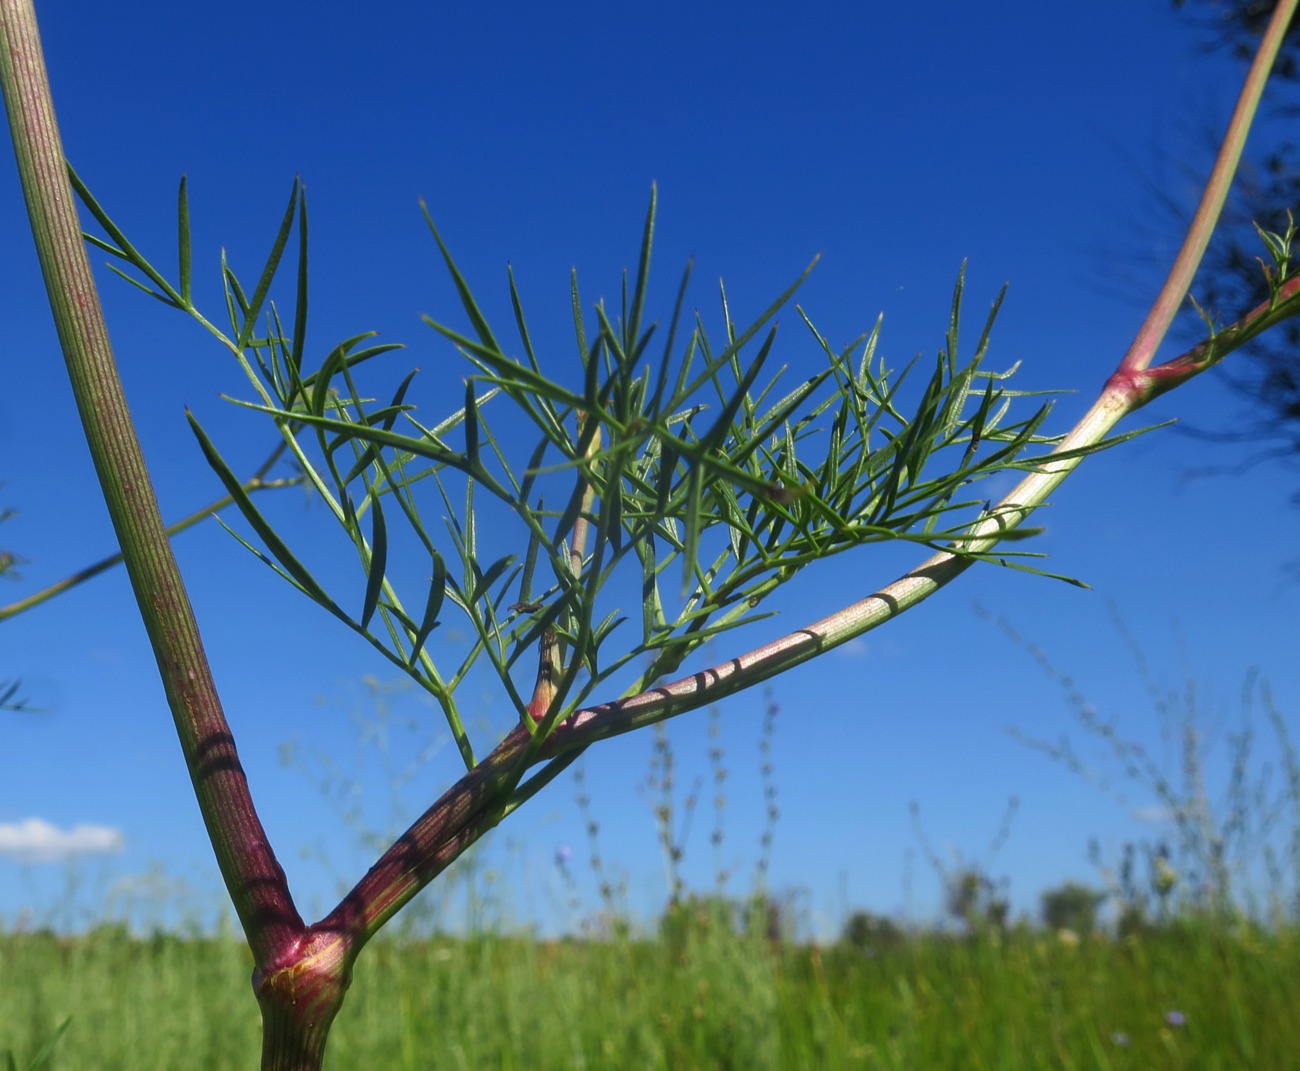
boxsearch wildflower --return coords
[1154,857,1178,896]
[1110,1032,1130,1047]
[1165,1010,1186,1028]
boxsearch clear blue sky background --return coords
[3,2,1297,938]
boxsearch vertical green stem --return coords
[0,0,299,962]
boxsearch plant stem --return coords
[0,0,299,962]
[6,0,1300,1068]
[1117,0,1299,375]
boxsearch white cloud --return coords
[833,636,869,659]
[0,818,125,863]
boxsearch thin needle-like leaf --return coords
[507,264,543,376]
[188,412,337,612]
[177,174,192,306]
[360,490,388,630]
[238,179,300,349]
[409,551,447,665]
[648,258,694,416]
[290,187,310,389]
[625,184,656,350]
[68,164,182,305]
[519,500,543,605]
[571,268,589,368]
[463,378,481,467]
[421,204,502,353]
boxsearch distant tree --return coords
[1175,0,1300,74]
[744,893,789,944]
[945,867,1010,933]
[1040,881,1105,933]
[840,910,906,954]
[910,798,1017,934]
[658,891,791,950]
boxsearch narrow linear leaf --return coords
[291,188,310,383]
[519,499,543,603]
[654,443,678,514]
[462,477,478,596]
[464,378,481,465]
[582,333,602,412]
[188,412,335,609]
[309,333,377,416]
[516,437,550,516]
[223,399,485,489]
[679,257,819,404]
[177,174,192,305]
[474,553,519,605]
[649,258,694,415]
[223,255,251,330]
[410,551,448,664]
[682,465,704,589]
[507,264,543,375]
[211,515,310,593]
[103,263,177,308]
[360,490,388,630]
[339,369,422,486]
[238,178,300,348]
[649,608,780,650]
[945,263,965,370]
[971,284,1007,364]
[625,184,656,349]
[381,601,420,637]
[571,268,589,367]
[698,325,779,454]
[68,164,181,304]
[300,338,404,404]
[421,204,502,353]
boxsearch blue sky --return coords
[3,2,1298,938]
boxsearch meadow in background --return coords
[5,632,1300,1069]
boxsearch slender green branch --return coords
[319,347,1166,949]
[0,442,299,622]
[0,0,298,963]
[1117,0,1299,375]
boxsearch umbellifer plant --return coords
[3,2,1299,1068]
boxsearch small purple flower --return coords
[1165,1010,1186,1028]
[1110,1032,1130,1048]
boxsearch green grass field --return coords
[3,918,1297,1070]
